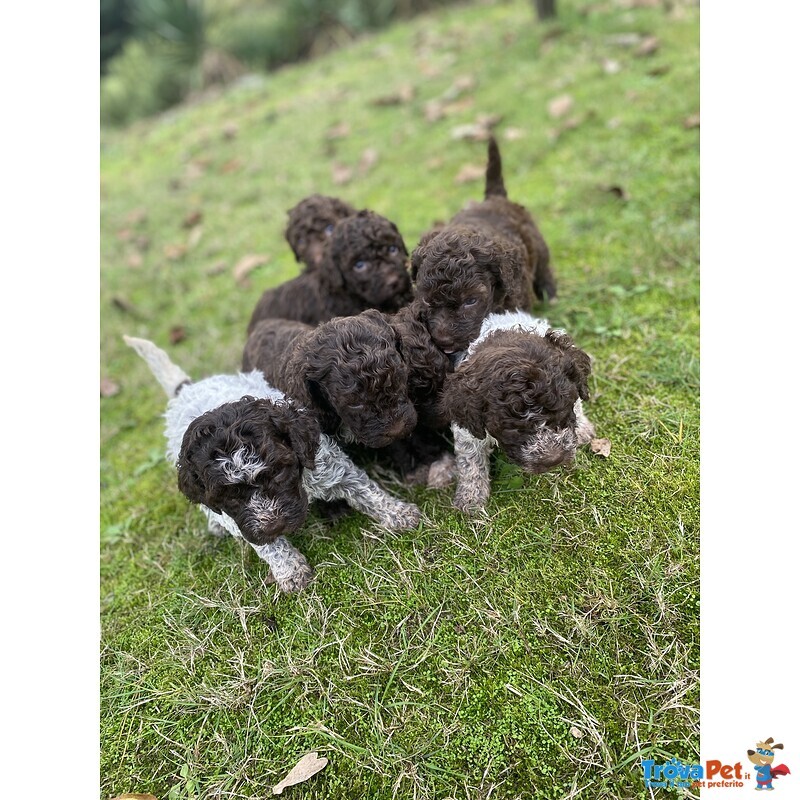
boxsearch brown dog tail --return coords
[123,335,192,398]
[485,136,507,199]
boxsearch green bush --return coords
[100,38,192,126]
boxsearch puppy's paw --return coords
[453,482,489,515]
[426,452,456,489]
[380,501,422,530]
[275,560,315,593]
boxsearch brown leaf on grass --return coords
[185,158,209,181]
[358,147,379,175]
[164,243,187,261]
[111,296,139,316]
[547,94,574,119]
[116,227,133,242]
[169,326,186,344]
[683,113,700,129]
[331,163,353,186]
[206,261,227,276]
[100,378,120,398]
[634,35,660,57]
[371,84,415,106]
[126,252,143,269]
[570,726,584,739]
[233,254,269,286]
[272,752,328,795]
[590,438,612,457]
[454,164,485,184]
[600,184,629,200]
[182,209,203,228]
[451,123,491,142]
[125,208,148,226]
[424,100,444,123]
[220,158,242,174]
[187,226,203,249]
[325,121,351,140]
[647,64,671,76]
[221,122,239,140]
[110,795,158,800]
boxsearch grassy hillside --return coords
[100,0,699,797]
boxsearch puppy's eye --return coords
[388,245,399,255]
[462,297,478,308]
[354,261,368,271]
[324,224,334,235]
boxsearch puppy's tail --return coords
[123,335,191,399]
[484,136,507,199]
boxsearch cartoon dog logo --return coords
[747,738,791,791]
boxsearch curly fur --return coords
[243,310,418,449]
[284,194,356,272]
[411,138,556,353]
[438,312,594,513]
[247,209,413,332]
[124,336,422,592]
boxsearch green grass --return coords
[100,1,699,797]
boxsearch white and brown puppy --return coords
[124,336,422,592]
[438,311,595,514]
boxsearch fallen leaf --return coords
[164,243,187,261]
[371,84,415,106]
[634,35,660,57]
[233,254,269,286]
[503,127,526,141]
[111,296,139,316]
[206,261,227,276]
[454,164,485,184]
[116,227,133,242]
[683,113,700,129]
[187,226,203,248]
[272,752,328,795]
[600,184,628,200]
[570,726,584,739]
[451,123,491,141]
[424,100,444,122]
[548,94,574,119]
[182,210,203,228]
[100,378,120,398]
[647,64,671,76]
[590,438,612,457]
[331,162,353,186]
[126,252,143,268]
[325,121,351,140]
[222,122,239,140]
[220,158,242,174]
[169,326,186,344]
[358,147,379,175]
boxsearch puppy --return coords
[124,336,422,592]
[248,209,413,332]
[411,137,556,354]
[438,311,595,513]
[243,310,418,449]
[284,193,356,271]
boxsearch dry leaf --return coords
[272,752,328,795]
[647,64,671,76]
[164,243,187,261]
[570,726,584,739]
[206,261,227,276]
[590,438,612,457]
[110,795,158,800]
[331,163,353,186]
[325,122,351,140]
[503,127,525,141]
[451,123,491,142]
[358,147,379,175]
[455,164,485,184]
[548,94,574,119]
[100,377,120,398]
[116,227,133,242]
[424,101,444,122]
[222,122,239,140]
[182,210,203,229]
[169,326,186,344]
[112,296,138,316]
[220,158,242,174]
[371,84,415,106]
[233,254,269,285]
[634,36,660,57]
[683,113,700,129]
[600,184,628,200]
[126,252,143,269]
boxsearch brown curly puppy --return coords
[243,310,418,449]
[411,137,556,354]
[284,193,356,271]
[248,209,413,333]
[439,311,594,513]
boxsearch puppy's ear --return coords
[546,329,592,401]
[484,240,527,308]
[272,404,321,470]
[410,229,441,281]
[440,370,486,438]
[317,224,347,292]
[177,428,219,511]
